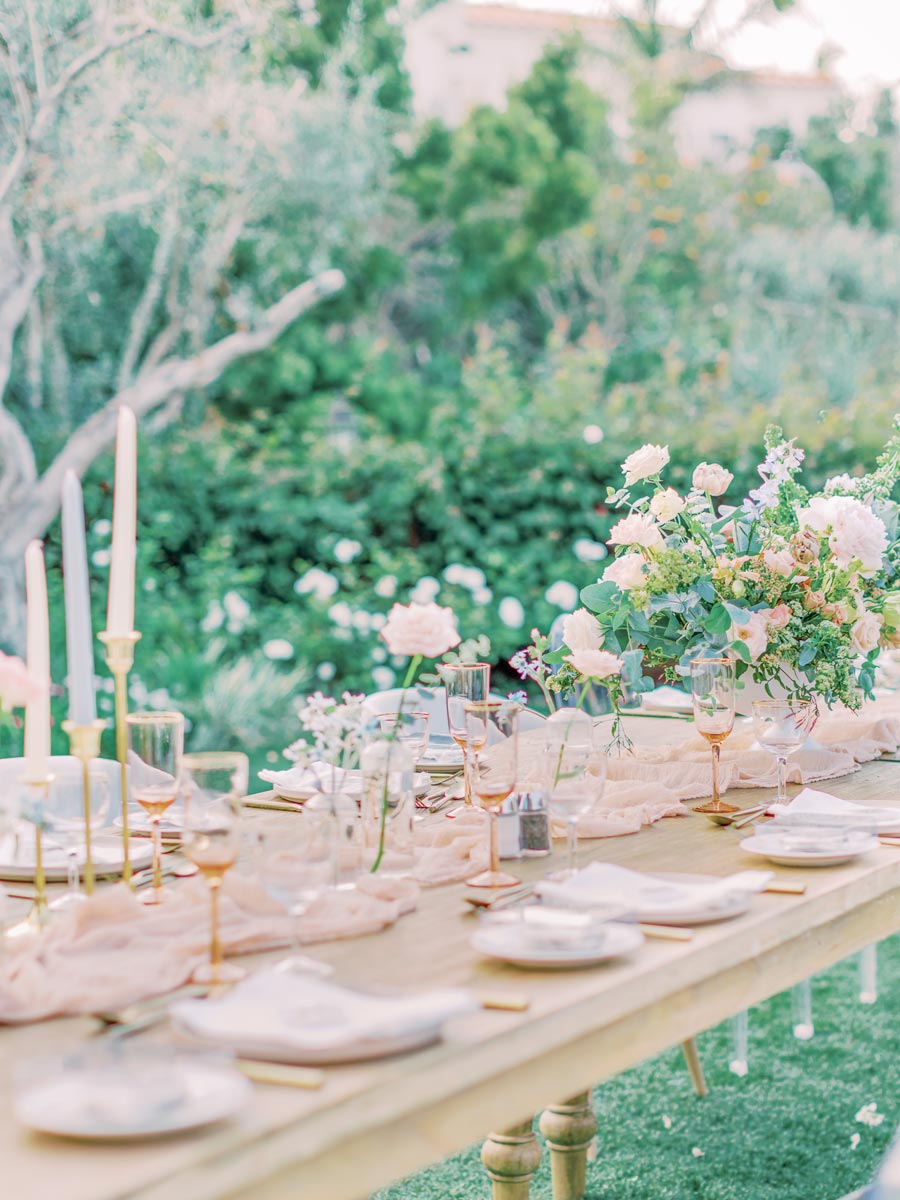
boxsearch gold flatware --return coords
[94,984,211,1027]
[477,992,531,1012]
[879,836,900,847]
[236,1059,325,1089]
[244,798,304,813]
[639,923,693,942]
[463,886,534,912]
[731,808,770,831]
[764,880,806,895]
[705,803,768,828]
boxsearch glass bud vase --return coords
[360,736,415,877]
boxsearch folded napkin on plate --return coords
[0,873,418,1024]
[536,862,773,918]
[258,760,362,796]
[172,968,475,1055]
[769,787,900,827]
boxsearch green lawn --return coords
[375,938,900,1200]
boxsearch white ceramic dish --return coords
[740,831,879,867]
[644,873,754,925]
[14,1059,250,1141]
[0,830,153,882]
[470,921,644,969]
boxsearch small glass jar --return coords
[360,738,415,877]
[518,789,551,857]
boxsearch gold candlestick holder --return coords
[7,773,54,937]
[61,719,106,896]
[98,630,141,886]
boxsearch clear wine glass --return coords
[181,751,248,985]
[751,699,816,806]
[47,769,111,912]
[464,700,520,889]
[544,709,604,879]
[379,711,430,766]
[127,711,184,905]
[691,657,738,814]
[442,662,490,808]
[260,810,335,975]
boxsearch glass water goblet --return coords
[443,662,490,808]
[260,814,335,975]
[464,700,521,889]
[379,711,430,766]
[127,711,185,905]
[751,699,815,806]
[691,657,738,814]
[181,751,248,986]
[545,709,602,879]
[47,769,111,911]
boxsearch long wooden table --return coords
[4,717,900,1200]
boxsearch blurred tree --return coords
[0,0,394,644]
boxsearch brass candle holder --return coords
[61,718,106,896]
[98,630,141,886]
[8,773,54,936]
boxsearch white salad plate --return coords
[470,921,644,969]
[0,830,153,882]
[740,831,880,867]
[14,1059,251,1141]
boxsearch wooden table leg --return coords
[481,1118,542,1200]
[539,1091,598,1200]
[680,1036,708,1097]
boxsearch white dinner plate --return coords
[740,832,880,867]
[645,873,754,925]
[0,830,153,882]
[14,1059,251,1141]
[265,773,431,803]
[115,809,184,835]
[470,921,644,969]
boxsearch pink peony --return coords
[621,443,669,486]
[797,496,887,573]
[564,648,623,681]
[380,602,461,658]
[850,611,882,655]
[562,608,603,654]
[763,604,792,630]
[649,488,685,522]
[602,553,648,591]
[730,612,769,660]
[692,462,733,496]
[0,651,44,711]
[762,547,795,578]
[608,511,663,550]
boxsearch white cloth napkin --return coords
[172,968,475,1053]
[639,686,692,713]
[536,862,773,919]
[258,760,362,796]
[769,787,899,826]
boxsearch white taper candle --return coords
[107,406,137,636]
[23,540,51,783]
[62,470,97,725]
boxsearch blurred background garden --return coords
[3,0,900,775]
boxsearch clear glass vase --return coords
[360,737,415,877]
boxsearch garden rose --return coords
[649,488,686,521]
[608,511,663,550]
[562,608,603,654]
[730,612,769,660]
[692,462,733,496]
[762,547,795,578]
[803,590,826,612]
[563,648,623,681]
[621,443,669,486]
[850,612,882,655]
[797,496,887,573]
[789,529,820,565]
[603,552,648,591]
[764,604,792,630]
[823,602,849,626]
[0,652,44,711]
[380,602,461,658]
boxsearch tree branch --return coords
[2,268,346,557]
[116,194,180,389]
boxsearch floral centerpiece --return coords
[564,423,900,722]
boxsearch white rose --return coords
[692,462,734,497]
[649,488,686,522]
[608,511,664,549]
[562,608,603,654]
[621,443,670,486]
[797,496,887,572]
[380,601,461,658]
[602,553,648,591]
[563,648,623,681]
[850,611,882,656]
[730,611,769,661]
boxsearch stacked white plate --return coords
[0,828,153,882]
[471,906,644,969]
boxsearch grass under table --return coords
[375,934,900,1200]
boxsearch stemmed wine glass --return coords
[464,700,520,889]
[181,751,249,985]
[126,711,184,905]
[47,769,111,911]
[379,711,430,766]
[690,657,738,814]
[260,815,335,975]
[751,699,816,806]
[545,709,605,879]
[443,662,490,808]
